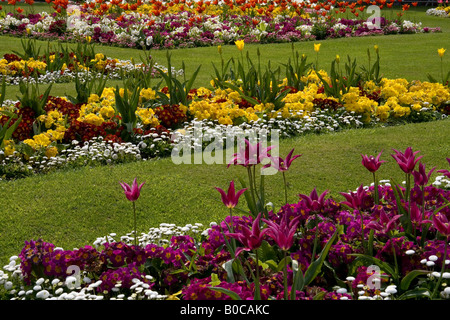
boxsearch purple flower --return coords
[228,139,273,168]
[215,180,247,209]
[412,162,436,186]
[263,214,301,251]
[339,184,366,211]
[438,158,450,179]
[299,187,329,212]
[391,147,423,174]
[361,151,386,173]
[264,148,301,172]
[119,178,145,202]
[225,212,267,255]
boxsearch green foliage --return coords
[156,52,201,106]
[16,80,52,118]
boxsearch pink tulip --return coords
[264,148,301,172]
[228,139,273,168]
[438,158,450,179]
[226,212,267,255]
[339,184,367,211]
[215,181,247,209]
[391,147,423,174]
[119,178,145,202]
[361,151,386,173]
[299,187,329,212]
[412,162,436,186]
[262,214,300,251]
[432,213,450,238]
[366,208,402,235]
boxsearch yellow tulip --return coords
[335,55,340,63]
[314,43,321,53]
[438,48,446,58]
[218,45,222,55]
[235,40,245,51]
[374,45,379,54]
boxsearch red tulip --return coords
[366,208,401,235]
[339,184,366,211]
[119,178,145,202]
[215,181,247,209]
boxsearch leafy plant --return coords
[16,79,52,118]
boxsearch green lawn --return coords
[0,5,449,264]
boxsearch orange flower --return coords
[16,6,23,13]
[412,1,418,5]
[7,0,17,5]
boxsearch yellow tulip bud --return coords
[235,40,245,52]
[438,48,446,58]
[314,43,321,53]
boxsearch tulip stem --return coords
[311,213,319,264]
[254,250,261,300]
[133,201,137,247]
[432,239,448,299]
[282,171,288,205]
[283,250,289,300]
[372,172,379,205]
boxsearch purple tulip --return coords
[366,208,402,235]
[437,158,450,179]
[228,139,274,168]
[339,184,366,211]
[432,213,450,238]
[119,178,145,202]
[299,187,329,212]
[264,148,301,172]
[215,181,247,209]
[412,162,436,186]
[262,214,300,251]
[361,151,386,173]
[226,212,267,255]
[391,147,423,174]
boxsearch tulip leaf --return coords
[350,254,398,283]
[209,287,242,300]
[304,229,338,286]
[222,259,236,284]
[400,270,430,291]
[398,288,431,300]
[291,259,305,299]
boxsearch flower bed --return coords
[0,40,182,85]
[1,44,449,179]
[1,146,450,300]
[0,0,441,50]
[426,6,450,18]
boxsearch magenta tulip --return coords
[412,162,436,186]
[262,215,300,251]
[339,184,367,211]
[215,181,247,209]
[264,148,301,172]
[228,139,273,168]
[432,213,450,238]
[391,147,423,174]
[438,158,450,179]
[120,178,145,202]
[361,151,386,173]
[225,212,267,255]
[299,187,329,212]
[366,208,402,235]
